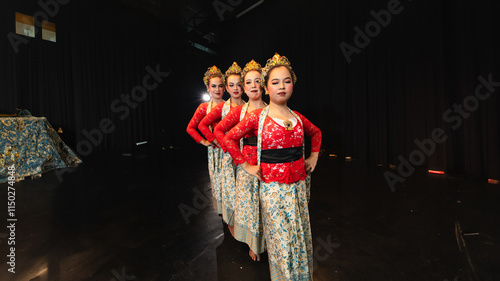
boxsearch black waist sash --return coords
[243,136,257,146]
[261,147,303,164]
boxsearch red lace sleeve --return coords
[214,105,242,152]
[295,111,322,152]
[198,102,223,142]
[224,110,259,165]
[186,103,208,143]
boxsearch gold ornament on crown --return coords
[203,65,224,86]
[240,60,262,83]
[261,53,297,85]
[224,62,242,81]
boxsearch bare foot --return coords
[249,250,261,261]
[228,225,235,237]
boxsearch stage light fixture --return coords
[428,170,445,175]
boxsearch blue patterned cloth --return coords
[206,100,224,214]
[234,165,266,254]
[0,117,82,183]
[220,150,236,225]
[256,107,313,280]
[208,145,223,214]
[220,99,237,225]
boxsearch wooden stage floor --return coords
[0,146,498,281]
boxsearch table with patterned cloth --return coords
[0,117,82,183]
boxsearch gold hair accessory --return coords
[225,62,242,79]
[203,65,224,86]
[261,53,297,85]
[240,60,262,83]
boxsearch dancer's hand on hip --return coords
[305,152,319,173]
[212,139,222,149]
[241,161,262,181]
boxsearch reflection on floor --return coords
[0,146,499,281]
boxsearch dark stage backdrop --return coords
[0,0,217,157]
[1,0,499,183]
[215,0,500,182]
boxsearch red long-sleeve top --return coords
[199,102,239,151]
[216,105,258,164]
[186,102,221,143]
[225,108,322,184]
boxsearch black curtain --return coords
[215,0,500,182]
[1,0,499,182]
[1,0,187,156]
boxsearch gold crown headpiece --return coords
[261,53,297,85]
[240,60,262,83]
[203,65,224,86]
[224,62,242,81]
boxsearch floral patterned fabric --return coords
[198,102,225,149]
[218,103,266,254]
[186,100,224,214]
[257,107,314,280]
[225,106,321,280]
[219,149,236,225]
[186,102,209,144]
[207,100,224,214]
[260,180,312,281]
[199,99,238,224]
[234,165,266,254]
[225,108,322,183]
[207,145,223,214]
[215,104,245,153]
[0,117,82,183]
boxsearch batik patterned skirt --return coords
[207,146,223,214]
[260,179,313,281]
[233,165,266,254]
[220,151,237,225]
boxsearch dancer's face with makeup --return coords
[225,74,243,99]
[265,66,293,105]
[244,70,263,101]
[207,76,224,100]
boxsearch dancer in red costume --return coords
[186,65,225,214]
[225,54,321,280]
[217,60,267,261]
[198,62,244,236]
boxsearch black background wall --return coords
[1,0,499,182]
